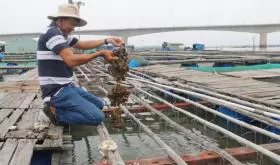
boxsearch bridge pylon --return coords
[259,32,267,49]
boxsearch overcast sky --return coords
[1,0,280,47]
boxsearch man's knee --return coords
[96,99,105,109]
[93,111,105,125]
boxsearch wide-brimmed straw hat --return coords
[47,4,87,27]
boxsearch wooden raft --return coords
[0,69,72,165]
[135,64,280,108]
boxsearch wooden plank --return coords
[5,93,27,109]
[0,93,23,109]
[32,109,51,139]
[262,95,280,101]
[30,98,44,109]
[266,98,280,104]
[36,124,63,150]
[0,109,25,140]
[0,93,17,108]
[21,86,40,92]
[0,139,18,165]
[6,109,40,139]
[123,143,280,165]
[0,109,13,124]
[18,93,36,109]
[9,139,36,165]
[35,109,51,126]
[0,93,7,101]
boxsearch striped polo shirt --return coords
[37,22,78,102]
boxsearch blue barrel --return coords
[218,106,251,123]
[6,62,18,74]
[128,59,141,68]
[7,62,17,66]
[0,53,4,59]
[223,63,234,67]
[181,63,199,68]
[268,118,280,135]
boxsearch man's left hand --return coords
[107,37,125,47]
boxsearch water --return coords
[71,107,279,165]
[214,47,280,52]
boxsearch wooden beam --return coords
[103,102,207,115]
[122,143,280,165]
[9,139,36,165]
[0,139,18,165]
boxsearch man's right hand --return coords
[100,50,118,62]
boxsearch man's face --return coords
[59,18,78,36]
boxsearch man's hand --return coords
[100,50,118,62]
[106,37,125,47]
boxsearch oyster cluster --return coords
[108,48,129,82]
[107,47,130,128]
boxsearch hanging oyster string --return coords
[107,46,130,128]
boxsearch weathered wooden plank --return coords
[6,109,40,139]
[21,86,40,92]
[0,109,13,124]
[30,99,44,109]
[0,93,17,108]
[154,68,185,74]
[0,93,7,101]
[32,109,51,136]
[9,139,36,165]
[38,124,63,150]
[0,109,25,140]
[47,124,63,148]
[243,90,280,98]
[124,142,280,165]
[221,70,280,78]
[0,93,24,108]
[262,95,280,101]
[0,81,21,86]
[5,93,27,109]
[135,64,167,71]
[0,139,18,165]
[210,83,275,89]
[266,98,280,104]
[18,93,36,109]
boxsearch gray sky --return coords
[1,0,280,46]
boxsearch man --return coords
[37,4,123,125]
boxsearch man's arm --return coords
[59,48,117,68]
[73,39,106,50]
[73,37,124,50]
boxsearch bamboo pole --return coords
[130,71,280,116]
[130,94,243,165]
[96,83,188,164]
[120,105,188,165]
[134,85,280,140]
[174,82,280,116]
[129,84,280,163]
[183,80,280,109]
[97,123,125,165]
[96,124,119,165]
[148,58,267,65]
[127,77,280,128]
[76,66,125,164]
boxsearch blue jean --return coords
[50,86,105,125]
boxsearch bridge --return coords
[1,23,280,48]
